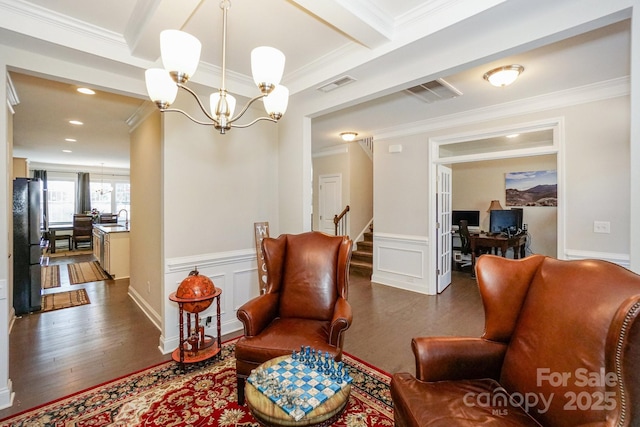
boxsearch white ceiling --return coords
[2,0,631,170]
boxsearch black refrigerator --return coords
[13,178,43,315]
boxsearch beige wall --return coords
[374,95,630,259]
[129,108,163,323]
[312,150,349,232]
[452,155,558,257]
[12,157,27,179]
[312,143,373,240]
[348,143,373,239]
[162,94,280,258]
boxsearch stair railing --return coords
[334,205,350,236]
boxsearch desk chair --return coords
[452,220,475,273]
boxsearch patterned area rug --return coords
[41,289,90,312]
[67,261,110,284]
[48,249,94,258]
[41,265,60,289]
[0,341,393,426]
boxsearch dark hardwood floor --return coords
[0,254,483,420]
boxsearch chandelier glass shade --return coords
[144,0,289,134]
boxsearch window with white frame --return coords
[44,170,130,224]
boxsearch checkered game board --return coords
[247,356,352,421]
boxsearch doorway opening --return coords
[429,118,563,294]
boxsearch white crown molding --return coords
[375,76,630,141]
[5,72,18,107]
[0,0,125,46]
[396,0,462,28]
[123,0,160,51]
[126,101,158,132]
[313,145,349,158]
[335,0,394,39]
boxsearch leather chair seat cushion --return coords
[391,373,542,427]
[235,317,340,375]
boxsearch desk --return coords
[48,224,73,253]
[470,233,527,268]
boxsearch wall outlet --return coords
[593,221,611,234]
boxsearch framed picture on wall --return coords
[505,170,557,206]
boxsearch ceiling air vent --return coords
[404,78,462,103]
[317,75,357,93]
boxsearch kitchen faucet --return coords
[118,209,129,229]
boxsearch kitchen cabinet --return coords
[93,224,130,279]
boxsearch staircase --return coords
[350,227,373,277]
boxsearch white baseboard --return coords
[128,285,161,331]
[0,379,14,410]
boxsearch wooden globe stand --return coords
[169,287,222,365]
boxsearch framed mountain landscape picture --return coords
[505,170,557,206]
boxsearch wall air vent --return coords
[317,75,357,93]
[404,78,462,103]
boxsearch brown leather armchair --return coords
[235,231,353,405]
[391,255,640,426]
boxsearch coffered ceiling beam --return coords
[124,0,203,61]
[291,0,392,48]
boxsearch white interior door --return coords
[437,165,452,293]
[318,174,342,235]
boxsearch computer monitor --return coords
[452,210,480,228]
[489,210,520,234]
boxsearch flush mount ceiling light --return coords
[340,132,358,142]
[483,65,524,87]
[69,120,83,125]
[77,87,95,95]
[145,0,289,135]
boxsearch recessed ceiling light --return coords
[65,138,77,142]
[62,149,72,153]
[77,87,95,95]
[69,120,83,125]
[506,134,520,138]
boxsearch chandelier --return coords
[144,0,289,134]
[96,163,112,196]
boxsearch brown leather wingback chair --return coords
[235,231,353,405]
[391,255,640,426]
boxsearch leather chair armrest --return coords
[329,297,353,346]
[412,337,507,382]
[236,293,279,337]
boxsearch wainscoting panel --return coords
[371,233,433,294]
[161,249,259,354]
[563,249,630,268]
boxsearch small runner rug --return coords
[0,340,394,426]
[41,265,60,289]
[41,289,90,312]
[67,261,110,285]
[48,249,93,258]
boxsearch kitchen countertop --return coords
[93,223,130,233]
